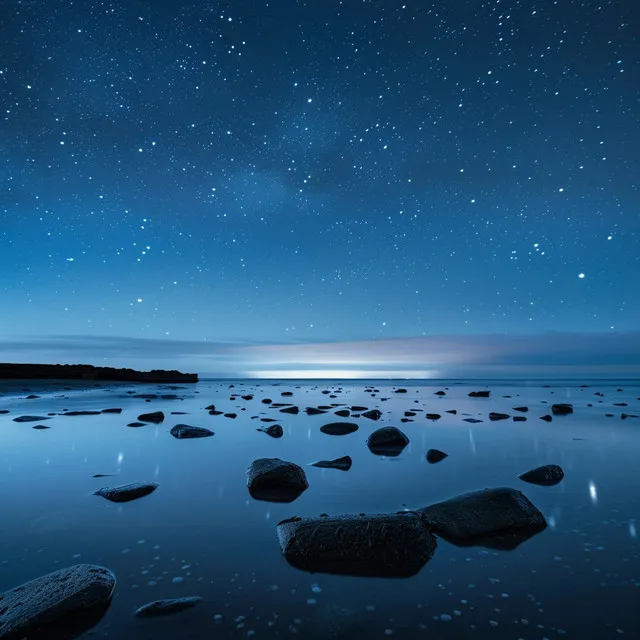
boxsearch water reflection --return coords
[589,480,598,504]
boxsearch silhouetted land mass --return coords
[0,363,198,383]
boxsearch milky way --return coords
[1,0,638,375]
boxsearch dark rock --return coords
[209,410,223,416]
[489,412,510,421]
[445,409,457,414]
[0,363,197,383]
[61,410,102,416]
[171,411,188,415]
[551,403,573,415]
[281,391,293,396]
[311,456,352,471]
[540,415,553,422]
[334,409,350,417]
[463,418,483,423]
[26,394,40,399]
[0,409,9,414]
[261,398,272,404]
[513,416,527,422]
[613,402,628,407]
[469,390,490,398]
[279,406,299,415]
[404,411,416,417]
[367,427,409,456]
[127,422,146,427]
[32,424,50,430]
[204,404,216,410]
[320,422,359,436]
[305,407,327,415]
[259,424,284,438]
[0,564,116,640]
[350,405,368,412]
[425,413,441,420]
[519,464,565,486]
[362,409,382,421]
[94,481,158,502]
[394,388,408,393]
[513,406,529,413]
[137,411,165,424]
[417,487,546,545]
[134,597,202,618]
[260,417,277,422]
[132,394,158,399]
[101,408,122,414]
[435,391,446,396]
[224,412,237,419]
[13,415,51,423]
[426,449,448,463]
[170,424,214,439]
[276,512,437,578]
[92,474,116,478]
[242,395,254,401]
[247,458,308,503]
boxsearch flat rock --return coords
[350,405,368,411]
[426,449,448,463]
[552,403,573,415]
[137,411,165,423]
[540,414,553,422]
[425,413,441,420]
[417,487,547,545]
[0,564,115,640]
[469,390,490,398]
[305,407,327,415]
[134,596,202,618]
[170,424,214,439]
[127,422,146,427]
[94,481,158,503]
[513,406,529,412]
[519,464,565,486]
[32,424,51,430]
[101,408,122,414]
[311,455,352,471]
[276,512,437,577]
[334,409,350,417]
[320,421,359,436]
[361,409,382,420]
[489,412,510,421]
[463,418,483,423]
[259,424,284,438]
[61,410,101,416]
[367,427,409,456]
[513,416,527,422]
[13,415,51,423]
[247,458,308,503]
[279,406,299,415]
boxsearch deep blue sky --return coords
[1,0,638,376]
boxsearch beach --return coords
[0,378,638,639]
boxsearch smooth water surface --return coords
[0,378,639,639]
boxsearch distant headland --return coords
[0,363,198,383]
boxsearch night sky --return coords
[1,0,639,377]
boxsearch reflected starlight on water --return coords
[589,481,598,504]
[629,521,637,539]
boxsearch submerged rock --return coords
[94,482,158,503]
[134,596,202,618]
[170,424,214,439]
[320,422,359,436]
[551,403,573,415]
[137,411,165,424]
[519,464,565,486]
[426,449,448,463]
[513,406,529,413]
[276,512,437,577]
[305,407,327,415]
[32,424,51,430]
[367,427,409,456]
[416,487,546,546]
[127,422,146,427]
[13,415,51,423]
[247,458,308,503]
[311,456,352,471]
[0,564,115,640]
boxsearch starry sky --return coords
[1,0,639,377]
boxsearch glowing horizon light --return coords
[248,369,440,379]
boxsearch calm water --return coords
[0,378,639,639]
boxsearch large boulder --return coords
[0,564,115,640]
[416,487,547,547]
[247,458,308,503]
[170,424,214,439]
[519,464,565,486]
[367,427,409,456]
[276,512,437,577]
[94,481,158,503]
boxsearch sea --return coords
[0,377,638,639]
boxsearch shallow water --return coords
[0,378,639,639]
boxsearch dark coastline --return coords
[0,363,198,383]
